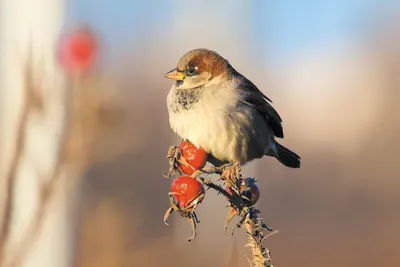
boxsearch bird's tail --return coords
[268,140,301,168]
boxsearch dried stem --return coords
[205,178,275,267]
[243,208,278,267]
[164,148,276,266]
[0,60,31,265]
[0,47,45,264]
[6,77,93,267]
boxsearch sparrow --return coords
[165,49,300,179]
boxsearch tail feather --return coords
[269,141,301,168]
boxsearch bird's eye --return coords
[187,67,196,76]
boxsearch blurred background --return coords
[3,0,400,266]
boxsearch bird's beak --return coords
[165,68,185,81]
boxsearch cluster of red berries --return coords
[169,140,208,209]
[166,140,261,239]
[169,140,260,209]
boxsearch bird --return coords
[165,48,300,180]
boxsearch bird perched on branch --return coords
[165,49,300,180]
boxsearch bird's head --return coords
[165,48,230,89]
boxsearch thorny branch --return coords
[164,146,277,267]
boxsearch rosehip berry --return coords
[226,177,260,206]
[57,26,98,75]
[171,176,205,209]
[178,140,207,175]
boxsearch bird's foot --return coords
[221,163,242,188]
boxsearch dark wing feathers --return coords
[233,70,284,138]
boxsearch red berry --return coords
[171,176,205,209]
[226,178,260,206]
[178,140,207,175]
[57,27,98,75]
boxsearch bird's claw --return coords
[221,163,241,186]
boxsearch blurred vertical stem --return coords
[0,9,108,267]
[0,1,71,267]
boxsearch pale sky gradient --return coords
[66,0,396,66]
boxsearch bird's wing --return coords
[233,70,284,138]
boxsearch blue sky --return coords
[252,0,383,59]
[66,0,394,64]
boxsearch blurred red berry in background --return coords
[57,26,98,75]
